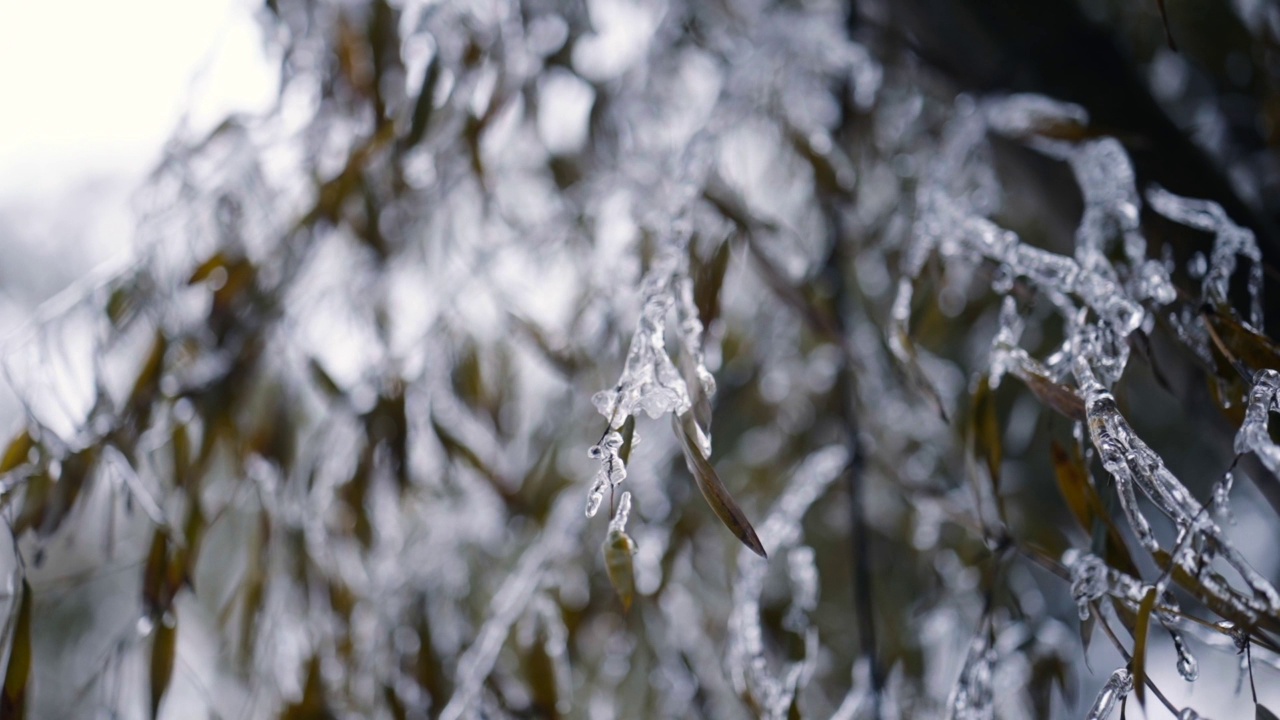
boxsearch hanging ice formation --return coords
[587,232,717,511]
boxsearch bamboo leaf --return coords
[1,580,31,720]
[143,528,169,617]
[150,615,177,720]
[603,528,637,612]
[1051,441,1092,533]
[672,412,766,558]
[1016,368,1086,422]
[972,375,1002,492]
[694,239,732,330]
[1132,587,1157,708]
[0,431,33,475]
[1259,704,1280,720]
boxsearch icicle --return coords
[585,431,628,517]
[609,491,632,533]
[1211,471,1235,527]
[1085,668,1133,720]
[1147,186,1264,328]
[1172,630,1199,681]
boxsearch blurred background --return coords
[0,0,1278,718]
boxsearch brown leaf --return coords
[150,616,177,720]
[1132,587,1157,708]
[1,580,31,720]
[694,239,733,330]
[972,375,1002,492]
[0,431,33,475]
[1016,368,1086,422]
[672,412,766,558]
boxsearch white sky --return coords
[0,0,276,196]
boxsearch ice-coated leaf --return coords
[673,411,766,558]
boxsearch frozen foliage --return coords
[2,0,1279,718]
[591,245,697,427]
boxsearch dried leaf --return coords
[1016,368,1086,421]
[0,431,33,475]
[150,616,177,720]
[404,48,441,150]
[1050,440,1140,577]
[694,239,733,330]
[1132,587,1157,708]
[972,375,1002,491]
[603,528,637,612]
[672,412,766,558]
[1,580,31,720]
[143,528,170,617]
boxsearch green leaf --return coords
[1132,587,1157,708]
[672,412,766,558]
[1,580,31,720]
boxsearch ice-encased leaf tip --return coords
[672,411,766,558]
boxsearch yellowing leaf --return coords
[603,528,637,612]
